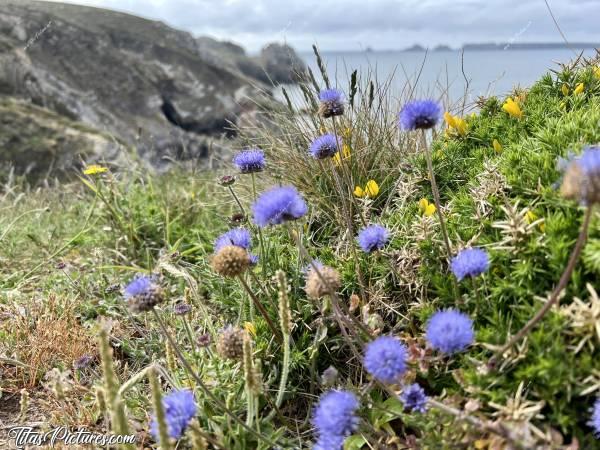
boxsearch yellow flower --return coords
[492,139,502,153]
[418,198,436,217]
[354,185,365,198]
[525,210,537,223]
[364,180,379,198]
[502,97,523,119]
[525,210,545,232]
[354,180,380,199]
[594,66,600,79]
[319,125,327,134]
[333,144,351,166]
[443,112,467,136]
[561,84,569,96]
[574,82,584,95]
[244,322,256,337]
[83,164,108,175]
[343,127,353,139]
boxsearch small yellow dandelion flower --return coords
[594,66,600,79]
[502,97,523,119]
[364,180,379,199]
[354,185,365,198]
[574,82,584,95]
[83,164,108,175]
[244,322,256,337]
[418,198,436,216]
[492,139,502,153]
[561,84,569,96]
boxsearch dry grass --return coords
[1,294,96,390]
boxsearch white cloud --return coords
[39,0,600,52]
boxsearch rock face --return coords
[258,43,307,84]
[0,97,118,180]
[0,0,305,174]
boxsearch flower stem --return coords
[488,205,593,368]
[251,173,268,276]
[236,275,283,344]
[227,185,246,216]
[420,130,453,260]
[151,309,277,447]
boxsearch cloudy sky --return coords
[43,0,599,53]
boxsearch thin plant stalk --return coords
[151,309,277,447]
[489,206,593,368]
[275,271,292,409]
[236,275,283,344]
[227,185,246,216]
[420,130,453,260]
[251,172,268,276]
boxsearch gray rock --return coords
[256,43,307,84]
[0,0,302,176]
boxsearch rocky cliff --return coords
[0,0,306,176]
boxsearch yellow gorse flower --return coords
[525,210,545,232]
[561,84,569,96]
[364,180,379,198]
[354,180,379,199]
[333,144,351,166]
[443,112,467,136]
[83,164,108,175]
[418,198,436,217]
[492,139,502,153]
[574,83,584,95]
[502,97,523,119]
[244,322,256,337]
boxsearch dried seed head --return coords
[560,162,583,201]
[305,265,341,299]
[212,245,250,277]
[216,325,246,360]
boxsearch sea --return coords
[276,48,595,110]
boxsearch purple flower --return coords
[564,145,600,204]
[312,390,359,447]
[357,224,389,253]
[233,148,265,174]
[450,248,490,281]
[399,383,428,413]
[215,228,251,252]
[314,434,345,450]
[363,336,408,384]
[214,228,259,264]
[252,185,308,227]
[426,309,474,354]
[590,398,600,438]
[150,390,197,440]
[399,100,442,130]
[318,88,345,118]
[123,275,155,299]
[309,134,340,159]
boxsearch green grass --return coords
[1,56,600,449]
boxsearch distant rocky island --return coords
[401,42,600,52]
